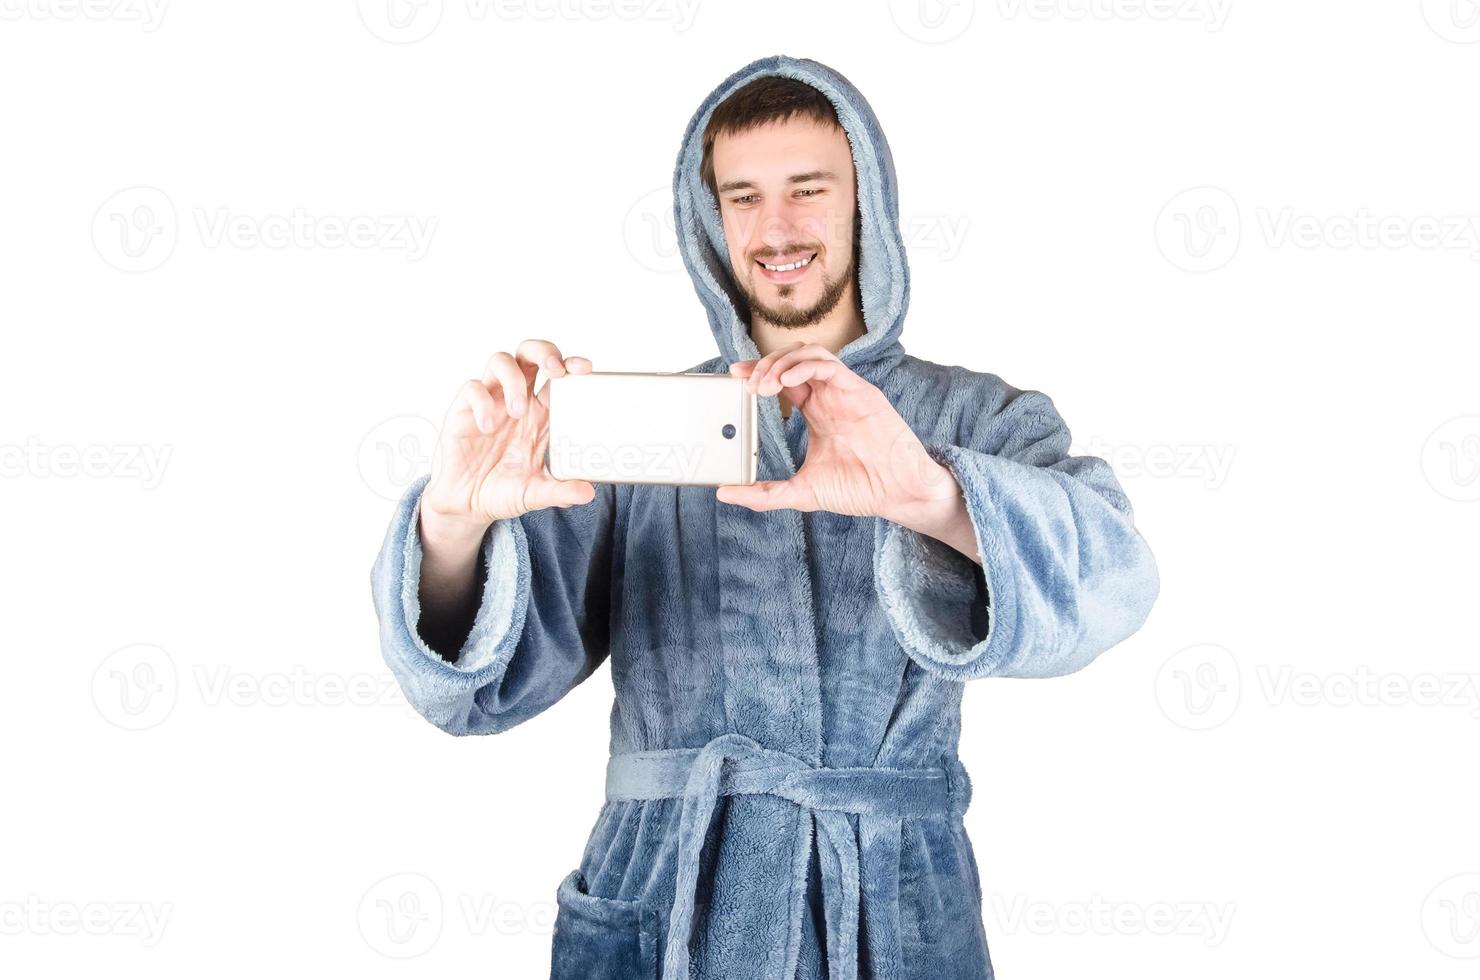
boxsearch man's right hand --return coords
[420,339,598,543]
[414,340,596,654]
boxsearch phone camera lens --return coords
[721,423,736,439]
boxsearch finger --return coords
[752,343,843,396]
[729,360,758,377]
[534,355,592,410]
[775,358,842,391]
[480,352,530,418]
[455,378,499,434]
[745,342,805,392]
[515,338,568,380]
[526,475,598,510]
[715,479,806,513]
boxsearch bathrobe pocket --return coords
[550,869,659,980]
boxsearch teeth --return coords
[762,253,814,272]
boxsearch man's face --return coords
[711,116,858,329]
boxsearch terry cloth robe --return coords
[371,54,1160,980]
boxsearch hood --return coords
[672,55,910,378]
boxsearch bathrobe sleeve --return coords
[873,386,1159,682]
[371,474,617,735]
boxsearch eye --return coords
[796,188,823,198]
[731,195,757,206]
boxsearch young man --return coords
[372,55,1160,980]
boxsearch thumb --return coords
[715,480,797,512]
[526,476,597,511]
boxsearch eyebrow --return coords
[716,170,839,194]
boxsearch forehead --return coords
[712,116,855,185]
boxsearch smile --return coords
[756,251,818,284]
[759,252,815,272]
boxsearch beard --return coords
[742,248,857,329]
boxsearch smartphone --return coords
[545,371,759,486]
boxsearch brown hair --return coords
[700,75,842,205]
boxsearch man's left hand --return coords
[716,342,958,522]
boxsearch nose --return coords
[756,196,808,253]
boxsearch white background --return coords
[3,2,1478,977]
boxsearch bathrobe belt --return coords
[605,732,973,980]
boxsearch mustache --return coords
[751,247,820,261]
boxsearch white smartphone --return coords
[545,371,759,487]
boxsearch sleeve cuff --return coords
[392,480,531,679]
[872,442,1013,681]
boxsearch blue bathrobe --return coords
[371,54,1159,980]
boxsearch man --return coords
[371,54,1159,980]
